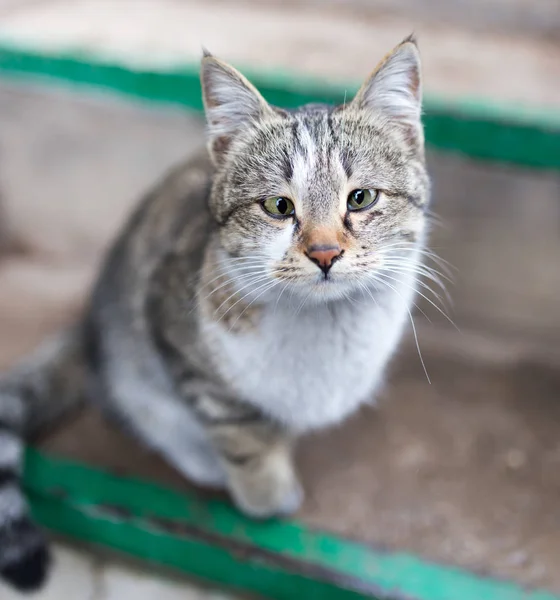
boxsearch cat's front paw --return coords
[229,468,303,519]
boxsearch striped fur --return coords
[0,37,429,590]
[0,330,85,590]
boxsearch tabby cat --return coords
[0,37,429,590]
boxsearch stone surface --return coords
[101,561,226,600]
[0,544,97,600]
[0,543,236,600]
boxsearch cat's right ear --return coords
[201,52,273,165]
[350,36,422,142]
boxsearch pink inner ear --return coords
[354,41,422,128]
[408,65,421,101]
[201,58,271,136]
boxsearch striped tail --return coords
[0,328,86,591]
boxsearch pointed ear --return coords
[351,37,422,132]
[200,53,273,164]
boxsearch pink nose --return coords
[306,245,343,274]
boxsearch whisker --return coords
[228,279,281,331]
[374,270,459,331]
[274,281,291,314]
[374,271,433,320]
[217,255,267,264]
[380,263,453,306]
[294,287,314,318]
[379,240,453,263]
[382,261,453,289]
[199,268,267,303]
[424,209,447,230]
[356,278,379,308]
[374,272,433,322]
[200,265,265,291]
[383,247,455,277]
[369,274,431,384]
[381,253,454,282]
[373,260,454,301]
[216,278,280,330]
[380,267,448,305]
[381,243,451,263]
[213,273,273,318]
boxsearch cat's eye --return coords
[347,189,380,212]
[261,196,295,218]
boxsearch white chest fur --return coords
[202,286,412,433]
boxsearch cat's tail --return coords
[0,327,86,591]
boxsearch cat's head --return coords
[201,38,429,303]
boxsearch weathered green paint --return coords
[28,493,368,600]
[0,43,559,170]
[24,448,560,600]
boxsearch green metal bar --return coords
[23,448,560,600]
[28,493,367,600]
[0,43,558,170]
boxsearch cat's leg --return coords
[106,370,301,515]
[190,393,303,517]
[215,423,303,518]
[104,375,227,488]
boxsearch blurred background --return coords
[0,1,558,599]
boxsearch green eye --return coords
[347,189,379,211]
[262,196,295,218]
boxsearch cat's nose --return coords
[306,245,343,275]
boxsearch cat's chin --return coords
[282,277,369,305]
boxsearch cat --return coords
[0,36,429,591]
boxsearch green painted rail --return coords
[24,448,560,600]
[0,43,558,170]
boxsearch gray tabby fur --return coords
[0,37,429,591]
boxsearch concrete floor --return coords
[0,544,233,600]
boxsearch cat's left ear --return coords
[201,51,273,165]
[351,36,422,135]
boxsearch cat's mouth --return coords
[301,271,362,300]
